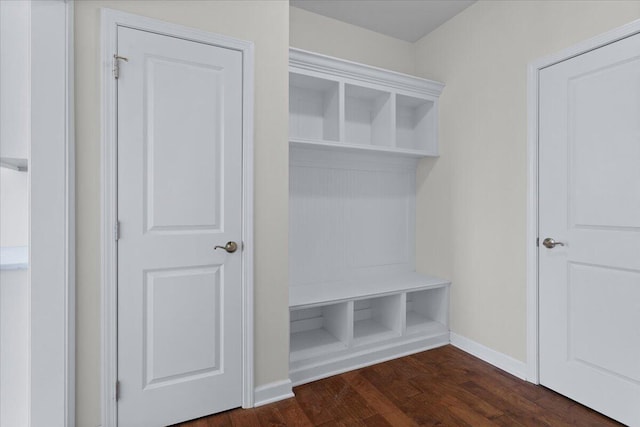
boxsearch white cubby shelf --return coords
[289,273,450,386]
[289,48,444,158]
[290,271,449,309]
[288,48,450,387]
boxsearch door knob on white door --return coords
[214,241,238,253]
[542,238,565,249]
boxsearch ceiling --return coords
[290,0,476,43]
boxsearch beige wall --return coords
[73,1,640,424]
[414,0,640,362]
[290,6,415,75]
[74,1,289,425]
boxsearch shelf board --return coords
[290,138,437,159]
[0,246,29,270]
[290,271,450,309]
[406,314,447,337]
[290,328,347,362]
[353,318,399,346]
[0,157,28,172]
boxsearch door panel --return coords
[145,56,224,232]
[539,32,640,426]
[568,263,640,382]
[569,57,640,229]
[143,266,222,386]
[117,26,243,427]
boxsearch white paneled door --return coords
[116,27,243,426]
[539,32,640,426]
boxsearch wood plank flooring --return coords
[176,345,622,427]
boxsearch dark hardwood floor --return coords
[177,345,622,427]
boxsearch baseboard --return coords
[289,333,449,387]
[450,332,527,380]
[253,379,294,407]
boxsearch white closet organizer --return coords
[289,48,450,386]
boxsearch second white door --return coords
[539,31,640,426]
[116,26,244,426]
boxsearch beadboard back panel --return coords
[290,146,417,288]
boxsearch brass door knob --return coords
[542,238,565,249]
[214,241,238,253]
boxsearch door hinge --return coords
[114,221,120,241]
[115,381,120,401]
[113,54,128,79]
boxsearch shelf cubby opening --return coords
[290,302,350,362]
[395,94,435,152]
[345,84,392,147]
[405,287,448,336]
[289,73,340,142]
[353,295,401,346]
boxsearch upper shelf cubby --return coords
[289,73,339,142]
[345,84,392,147]
[289,48,444,158]
[396,94,436,153]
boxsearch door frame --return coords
[100,9,255,426]
[25,1,76,425]
[26,1,76,425]
[526,18,640,384]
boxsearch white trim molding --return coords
[290,48,444,97]
[100,9,255,426]
[253,380,294,408]
[29,0,75,425]
[450,333,526,381]
[526,18,640,385]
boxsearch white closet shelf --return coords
[289,48,443,157]
[0,246,29,270]
[289,137,437,159]
[406,312,448,336]
[353,319,400,346]
[290,329,347,362]
[290,271,450,309]
[0,157,28,172]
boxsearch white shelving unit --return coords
[289,48,449,386]
[289,280,450,386]
[289,48,444,158]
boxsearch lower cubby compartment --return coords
[290,302,350,362]
[353,295,402,346]
[289,280,450,387]
[405,287,449,336]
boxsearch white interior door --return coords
[539,32,640,426]
[116,26,244,427]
